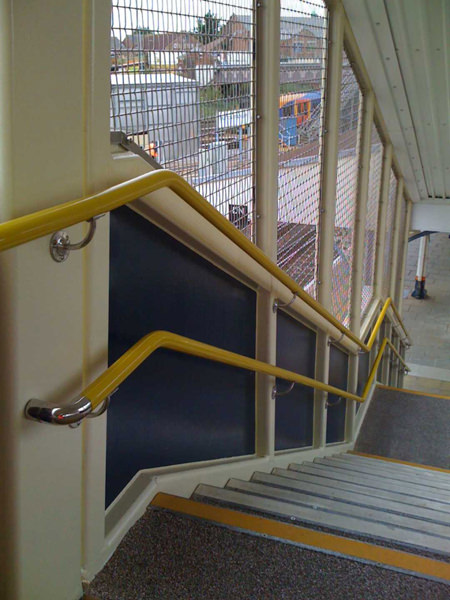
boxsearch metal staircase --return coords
[194,452,450,558]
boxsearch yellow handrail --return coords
[82,330,408,411]
[366,298,392,350]
[361,337,406,398]
[0,169,410,351]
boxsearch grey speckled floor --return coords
[88,508,449,600]
[355,387,450,469]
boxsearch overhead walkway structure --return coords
[0,1,449,599]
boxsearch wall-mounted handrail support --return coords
[271,382,295,399]
[272,293,297,313]
[50,214,104,262]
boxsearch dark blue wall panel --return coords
[326,345,349,443]
[107,207,256,506]
[275,311,315,451]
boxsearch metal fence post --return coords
[381,321,392,384]
[374,143,393,300]
[345,89,374,442]
[389,177,404,298]
[254,0,280,457]
[395,199,412,312]
[314,0,344,448]
[255,0,280,262]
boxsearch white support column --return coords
[374,144,393,300]
[314,0,344,448]
[346,90,375,441]
[255,0,280,262]
[254,0,280,457]
[389,333,399,387]
[398,343,406,388]
[389,177,404,298]
[412,234,429,300]
[0,1,16,597]
[395,199,412,312]
[255,291,277,457]
[0,2,88,598]
[381,321,392,384]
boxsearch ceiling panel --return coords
[343,0,450,203]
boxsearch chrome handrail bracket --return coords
[272,381,295,399]
[272,293,298,313]
[25,396,93,426]
[50,215,104,263]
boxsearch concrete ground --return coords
[401,232,450,395]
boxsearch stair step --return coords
[290,462,450,504]
[194,484,450,556]
[329,454,450,489]
[316,456,450,491]
[151,493,450,586]
[251,471,450,525]
[225,478,450,539]
[344,453,450,481]
[272,468,450,514]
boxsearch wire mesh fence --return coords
[276,0,328,297]
[330,52,362,327]
[111,0,256,238]
[383,169,397,296]
[361,123,383,318]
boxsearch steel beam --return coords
[346,90,375,442]
[389,178,404,297]
[254,0,280,457]
[396,200,412,313]
[314,1,344,448]
[374,144,393,299]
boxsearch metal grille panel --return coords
[330,52,362,327]
[361,124,383,318]
[277,1,328,297]
[111,0,255,238]
[383,170,397,296]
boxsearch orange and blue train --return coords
[279,91,321,146]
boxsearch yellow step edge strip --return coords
[349,451,450,475]
[377,384,450,401]
[151,493,450,582]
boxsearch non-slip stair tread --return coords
[318,457,450,490]
[225,478,450,538]
[252,471,450,525]
[342,453,450,481]
[289,463,450,504]
[336,458,450,486]
[272,468,450,514]
[88,508,450,600]
[195,484,450,556]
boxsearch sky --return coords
[112,0,326,37]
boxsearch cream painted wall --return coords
[0,0,154,595]
[1,1,112,598]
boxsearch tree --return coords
[194,11,222,45]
